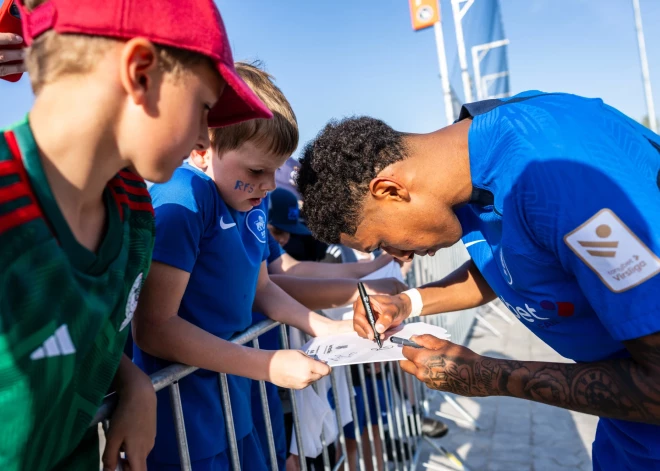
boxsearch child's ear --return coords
[191,149,209,170]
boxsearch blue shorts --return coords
[328,379,388,440]
[146,427,268,471]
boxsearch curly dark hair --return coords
[296,116,407,244]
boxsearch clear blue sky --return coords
[2,0,658,158]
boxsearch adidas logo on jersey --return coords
[30,324,76,360]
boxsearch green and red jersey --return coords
[0,117,154,470]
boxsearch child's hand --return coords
[102,370,156,471]
[269,350,331,389]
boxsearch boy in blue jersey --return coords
[132,62,350,471]
[296,91,660,470]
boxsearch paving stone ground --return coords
[416,300,598,471]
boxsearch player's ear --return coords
[369,177,410,203]
[191,149,209,170]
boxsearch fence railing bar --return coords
[330,368,348,470]
[387,362,409,470]
[395,363,416,456]
[369,364,389,470]
[169,382,192,471]
[331,454,346,471]
[407,374,422,439]
[252,337,279,471]
[311,379,332,471]
[380,362,402,471]
[345,365,366,471]
[280,324,307,471]
[357,364,380,471]
[219,373,241,471]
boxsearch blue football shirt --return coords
[133,163,270,464]
[458,91,660,470]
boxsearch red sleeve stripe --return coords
[126,201,155,214]
[0,131,45,234]
[4,131,31,188]
[108,178,154,217]
[111,182,150,198]
[0,181,31,202]
[118,169,147,183]
[0,159,19,177]
[0,204,42,234]
[109,183,125,220]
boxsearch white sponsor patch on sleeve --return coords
[564,209,660,293]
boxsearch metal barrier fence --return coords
[93,242,478,471]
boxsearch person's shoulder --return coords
[150,164,217,210]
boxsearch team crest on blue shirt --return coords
[499,249,513,285]
[247,208,267,243]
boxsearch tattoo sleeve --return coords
[420,332,660,423]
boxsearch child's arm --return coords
[102,355,156,471]
[269,251,396,279]
[270,274,407,310]
[253,263,353,336]
[133,262,330,389]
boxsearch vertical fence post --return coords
[279,325,308,471]
[330,369,348,471]
[252,338,279,471]
[219,373,241,471]
[358,364,380,471]
[369,364,389,470]
[311,379,332,471]
[169,382,193,471]
[345,366,366,471]
[387,362,409,470]
[395,363,416,455]
[380,362,402,471]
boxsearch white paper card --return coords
[302,322,450,367]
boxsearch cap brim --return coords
[272,222,311,236]
[208,62,273,128]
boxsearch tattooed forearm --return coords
[417,332,660,423]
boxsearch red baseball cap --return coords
[16,0,273,128]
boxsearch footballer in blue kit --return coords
[132,62,349,471]
[297,91,660,470]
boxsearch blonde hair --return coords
[209,61,298,157]
[23,0,215,94]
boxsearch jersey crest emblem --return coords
[499,249,513,285]
[246,208,267,243]
[120,272,143,331]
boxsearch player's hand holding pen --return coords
[352,292,413,341]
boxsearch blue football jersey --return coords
[458,91,660,469]
[134,164,269,464]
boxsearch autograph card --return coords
[303,322,450,367]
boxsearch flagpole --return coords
[433,20,456,124]
[632,0,657,132]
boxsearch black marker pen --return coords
[390,336,423,348]
[357,282,382,348]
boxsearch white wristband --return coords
[402,288,423,319]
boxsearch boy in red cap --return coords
[0,1,271,470]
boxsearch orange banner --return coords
[409,0,440,31]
